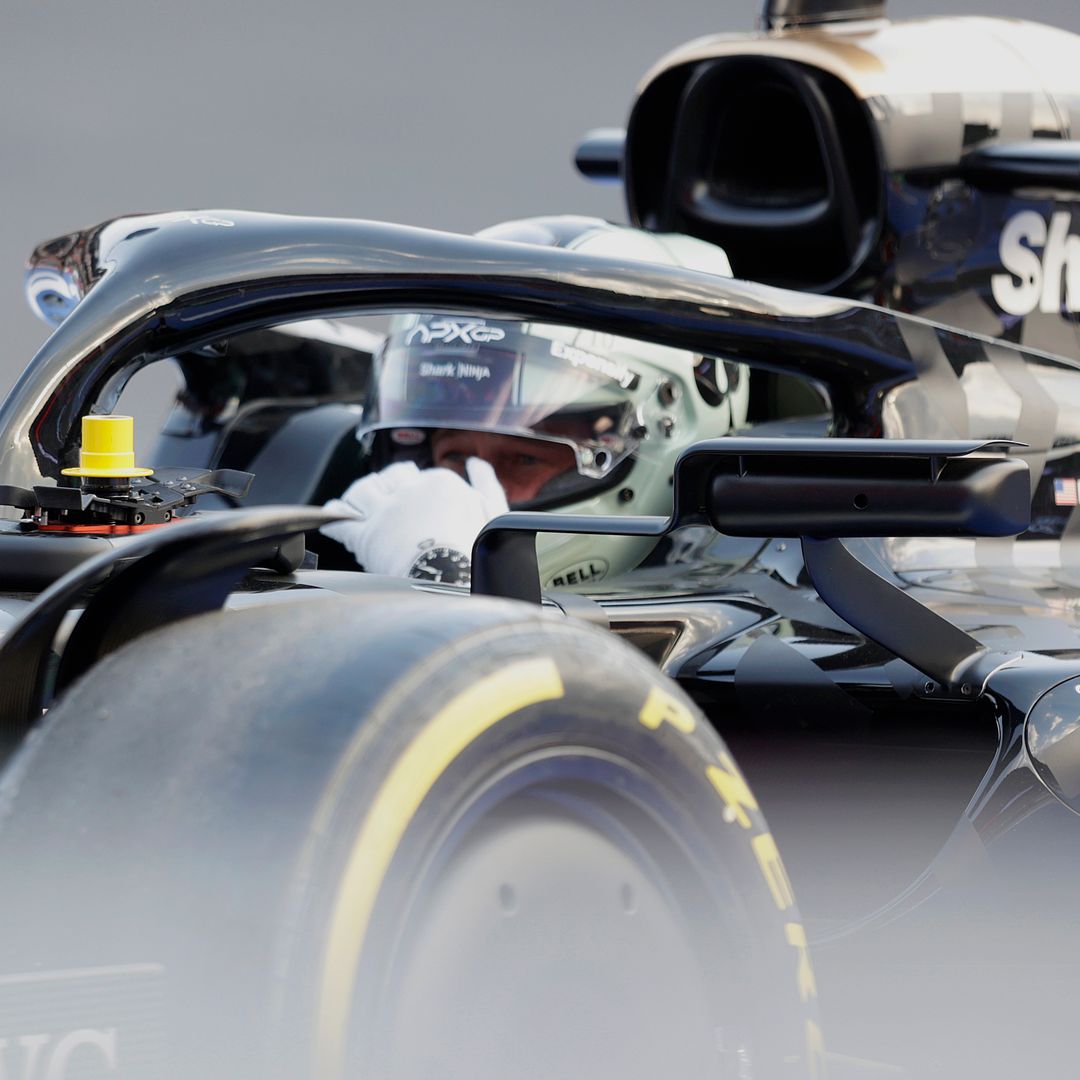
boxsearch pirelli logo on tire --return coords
[315,642,824,1080]
[638,685,824,1077]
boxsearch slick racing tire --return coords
[0,593,821,1080]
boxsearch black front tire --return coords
[0,593,822,1080]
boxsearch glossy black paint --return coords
[800,536,988,690]
[0,505,341,750]
[1025,671,1080,810]
[703,437,1029,538]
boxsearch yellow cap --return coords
[61,415,154,478]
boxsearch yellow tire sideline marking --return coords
[751,832,795,911]
[315,657,565,1076]
[638,685,696,733]
[784,922,817,1002]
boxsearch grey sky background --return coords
[4,0,1080,410]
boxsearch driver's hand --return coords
[320,457,509,584]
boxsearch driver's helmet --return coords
[357,217,748,588]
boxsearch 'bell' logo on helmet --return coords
[548,559,609,588]
[405,319,507,346]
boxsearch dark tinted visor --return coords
[370,317,646,480]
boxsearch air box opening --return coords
[634,55,880,292]
[706,78,829,208]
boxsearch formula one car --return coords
[4,3,1080,1080]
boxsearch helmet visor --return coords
[370,317,648,482]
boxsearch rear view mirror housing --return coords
[702,438,1030,539]
[573,128,625,182]
[473,438,1030,604]
[472,438,1030,691]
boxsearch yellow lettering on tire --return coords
[752,832,795,911]
[705,760,758,829]
[784,922,817,1002]
[315,657,565,1077]
[638,686,696,733]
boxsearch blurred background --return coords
[4,0,1080,402]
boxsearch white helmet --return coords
[358,217,748,588]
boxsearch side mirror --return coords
[573,129,625,182]
[473,438,1029,691]
[701,438,1030,538]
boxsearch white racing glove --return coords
[321,457,509,584]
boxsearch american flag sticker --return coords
[1054,478,1079,507]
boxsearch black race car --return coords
[3,3,1080,1079]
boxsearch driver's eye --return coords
[436,448,469,467]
